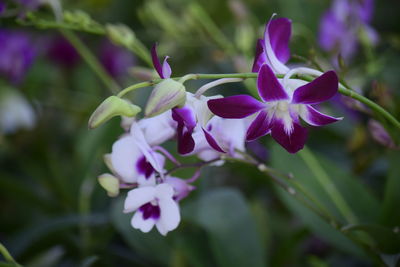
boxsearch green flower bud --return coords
[98,173,120,197]
[145,79,186,117]
[88,96,141,129]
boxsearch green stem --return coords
[299,147,358,224]
[116,81,155,98]
[61,30,120,94]
[116,72,400,131]
[338,85,400,129]
[0,242,22,266]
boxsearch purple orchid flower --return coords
[100,40,135,79]
[319,0,377,61]
[0,30,35,84]
[208,64,341,153]
[48,36,80,68]
[252,16,291,74]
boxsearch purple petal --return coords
[172,107,196,154]
[162,56,172,78]
[246,110,272,141]
[177,124,195,154]
[151,43,164,78]
[136,155,155,179]
[251,39,267,73]
[207,95,265,119]
[358,0,374,23]
[268,18,291,64]
[318,11,346,51]
[292,71,338,105]
[203,128,225,153]
[172,107,196,130]
[257,64,289,102]
[271,120,308,153]
[302,106,342,126]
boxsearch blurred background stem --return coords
[60,29,120,94]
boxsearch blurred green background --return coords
[1,0,400,266]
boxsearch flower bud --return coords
[98,173,120,197]
[88,96,141,129]
[145,79,186,117]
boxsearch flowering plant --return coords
[1,1,400,266]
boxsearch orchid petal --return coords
[263,18,290,74]
[301,106,343,126]
[110,136,142,183]
[131,211,155,233]
[246,111,272,141]
[162,56,172,78]
[207,95,265,119]
[257,64,289,102]
[124,187,156,213]
[172,107,196,154]
[203,128,225,153]
[271,120,308,153]
[292,71,338,104]
[251,39,267,73]
[177,127,195,154]
[157,198,180,234]
[151,43,164,78]
[172,106,196,130]
[268,17,291,64]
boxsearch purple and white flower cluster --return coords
[101,15,342,236]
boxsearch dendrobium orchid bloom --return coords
[110,122,165,185]
[124,183,180,235]
[208,64,341,153]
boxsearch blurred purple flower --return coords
[0,30,35,83]
[16,0,41,10]
[99,40,135,79]
[319,0,377,61]
[0,2,6,14]
[48,36,80,68]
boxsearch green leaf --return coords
[381,151,400,226]
[270,144,380,257]
[110,196,173,265]
[190,188,266,267]
[342,224,400,254]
